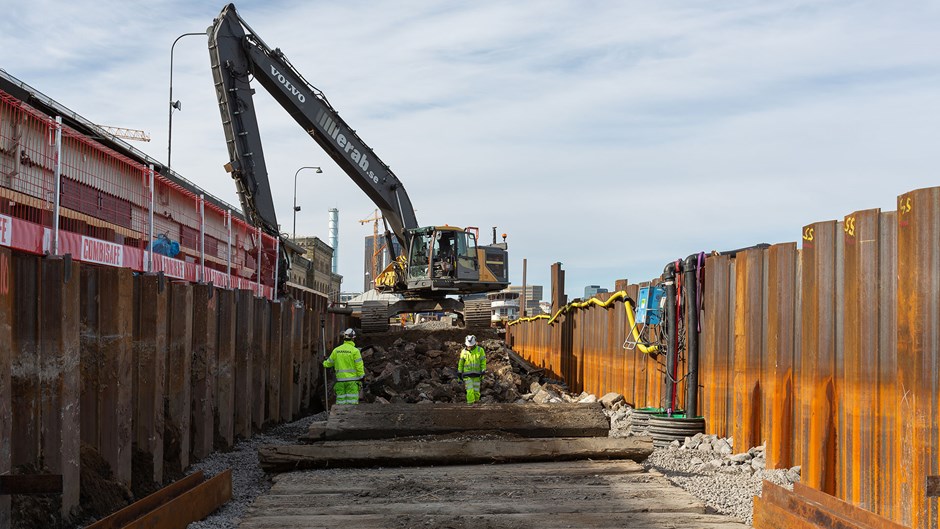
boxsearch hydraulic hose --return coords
[507,290,659,356]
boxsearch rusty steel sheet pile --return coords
[507,185,940,528]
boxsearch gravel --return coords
[186,412,327,529]
[643,435,800,525]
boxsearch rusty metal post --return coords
[191,283,217,460]
[896,188,940,529]
[877,211,897,521]
[799,221,838,495]
[234,289,254,438]
[215,288,235,449]
[841,209,880,511]
[732,249,765,453]
[280,303,295,421]
[95,266,133,488]
[40,256,82,514]
[291,302,303,417]
[133,273,167,485]
[12,253,40,468]
[764,243,798,470]
[551,262,566,314]
[267,301,283,424]
[79,266,99,448]
[251,296,268,431]
[0,248,12,527]
[165,282,193,473]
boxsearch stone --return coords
[751,457,766,471]
[786,469,801,482]
[713,439,732,455]
[578,394,598,404]
[729,452,753,464]
[669,440,680,449]
[789,465,801,475]
[599,392,625,409]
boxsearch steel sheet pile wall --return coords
[0,262,347,523]
[507,186,939,528]
[508,290,667,409]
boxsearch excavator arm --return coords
[207,3,419,254]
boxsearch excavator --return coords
[207,4,508,332]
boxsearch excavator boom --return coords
[207,4,508,330]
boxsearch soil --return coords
[10,444,136,529]
[10,463,65,529]
[78,444,132,521]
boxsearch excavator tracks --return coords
[463,299,492,329]
[361,300,390,334]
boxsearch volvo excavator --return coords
[207,4,508,332]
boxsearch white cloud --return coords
[2,0,938,297]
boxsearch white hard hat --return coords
[465,335,476,347]
[343,328,356,340]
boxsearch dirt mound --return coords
[79,444,132,521]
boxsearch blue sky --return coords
[2,0,938,298]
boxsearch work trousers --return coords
[333,381,361,405]
[463,376,481,404]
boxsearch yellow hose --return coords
[506,290,658,356]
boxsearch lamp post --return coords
[167,31,205,173]
[293,166,322,240]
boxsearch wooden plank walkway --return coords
[239,459,749,529]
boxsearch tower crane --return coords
[358,209,386,290]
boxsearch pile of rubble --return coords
[359,331,541,404]
[668,433,801,483]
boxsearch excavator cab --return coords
[406,227,479,285]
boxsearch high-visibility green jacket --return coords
[458,345,486,377]
[324,340,365,382]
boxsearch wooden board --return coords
[238,460,747,529]
[323,402,610,440]
[260,436,652,471]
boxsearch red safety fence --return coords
[0,88,277,297]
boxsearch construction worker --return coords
[323,328,365,405]
[457,334,486,404]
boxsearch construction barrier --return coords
[507,186,940,529]
[0,88,279,299]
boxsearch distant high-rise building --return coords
[584,285,608,299]
[505,284,543,316]
[363,234,403,291]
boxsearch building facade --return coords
[292,236,342,300]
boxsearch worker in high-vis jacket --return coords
[457,334,486,404]
[323,328,365,405]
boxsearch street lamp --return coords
[167,31,205,173]
[293,166,322,239]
